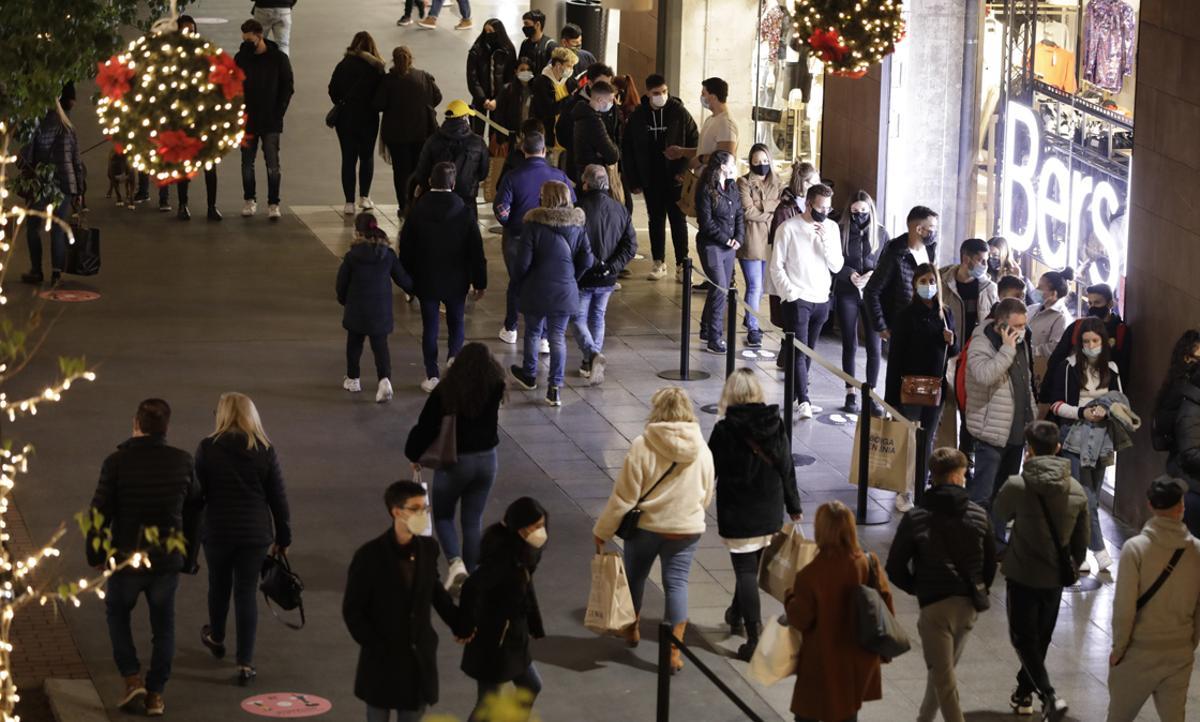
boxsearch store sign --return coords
[1000,101,1126,288]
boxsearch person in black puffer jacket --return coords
[568,80,620,182]
[411,104,489,221]
[327,32,386,212]
[886,447,996,722]
[863,205,940,337]
[1162,332,1200,536]
[695,150,745,353]
[235,20,294,217]
[466,20,517,134]
[88,399,202,712]
[555,64,617,179]
[708,369,801,661]
[195,393,291,684]
[375,46,442,216]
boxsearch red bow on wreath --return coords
[156,130,204,164]
[96,58,137,101]
[208,52,245,101]
[807,28,848,63]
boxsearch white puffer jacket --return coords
[965,321,1038,447]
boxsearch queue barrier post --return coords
[657,258,710,382]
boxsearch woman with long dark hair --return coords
[1156,329,1200,535]
[835,189,889,413]
[328,32,386,215]
[466,20,517,135]
[405,342,506,592]
[735,143,782,349]
[694,149,744,354]
[374,46,442,216]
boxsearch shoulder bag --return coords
[1034,494,1078,587]
[1136,547,1187,610]
[615,462,678,540]
[854,553,910,658]
[418,414,458,470]
[260,552,305,630]
[900,375,943,407]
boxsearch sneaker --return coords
[376,377,394,403]
[158,200,171,212]
[579,359,592,379]
[237,666,256,687]
[343,377,362,393]
[268,204,282,220]
[692,281,709,293]
[545,386,562,406]
[509,365,537,390]
[699,326,709,342]
[242,199,257,217]
[706,340,727,354]
[119,675,146,712]
[19,271,44,285]
[417,16,437,28]
[207,206,223,221]
[50,271,61,285]
[675,264,684,283]
[200,625,226,659]
[1078,552,1093,574]
[648,261,668,280]
[894,492,914,513]
[795,401,814,420]
[746,329,763,348]
[843,393,859,414]
[145,692,164,716]
[397,14,413,25]
[1042,696,1068,722]
[177,205,191,221]
[420,377,439,393]
[1094,548,1113,573]
[613,282,622,291]
[445,557,468,594]
[539,338,550,355]
[359,196,374,210]
[343,202,355,215]
[454,18,473,30]
[498,327,518,344]
[590,353,607,386]
[1010,689,1034,716]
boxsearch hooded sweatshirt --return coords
[1110,515,1200,658]
[992,455,1089,589]
[709,403,801,539]
[593,421,715,539]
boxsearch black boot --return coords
[736,621,762,661]
[207,206,223,221]
[724,605,744,637]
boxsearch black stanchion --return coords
[782,333,795,434]
[701,285,739,415]
[656,623,671,722]
[913,424,929,505]
[658,258,710,382]
[856,382,891,526]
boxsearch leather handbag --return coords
[854,553,910,658]
[615,462,678,540]
[259,552,305,630]
[900,375,943,407]
[418,415,458,470]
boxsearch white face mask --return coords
[524,527,548,549]
[517,71,534,83]
[403,510,430,536]
[700,94,711,110]
[650,93,668,109]
[596,100,614,113]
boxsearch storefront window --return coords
[751,0,826,168]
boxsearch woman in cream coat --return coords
[594,386,715,673]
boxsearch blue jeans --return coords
[26,196,71,274]
[572,286,614,358]
[523,314,570,388]
[367,706,425,722]
[471,663,540,722]
[834,287,881,389]
[622,528,700,625]
[1063,451,1107,552]
[419,296,466,380]
[429,0,470,19]
[972,441,1024,541]
[433,448,498,572]
[739,259,765,331]
[699,243,736,342]
[105,572,179,693]
[204,542,269,666]
[252,7,292,54]
[241,132,282,205]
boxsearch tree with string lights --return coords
[792,0,906,77]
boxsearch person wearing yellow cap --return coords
[410,100,489,223]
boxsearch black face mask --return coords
[522,25,535,38]
[850,212,870,228]
[1088,305,1109,319]
[810,209,828,223]
[987,257,1001,271]
[750,164,770,177]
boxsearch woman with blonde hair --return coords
[708,369,801,660]
[593,387,715,672]
[196,393,292,686]
[787,501,894,722]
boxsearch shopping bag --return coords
[410,470,435,538]
[758,523,818,604]
[847,413,916,494]
[676,169,698,217]
[584,552,637,635]
[747,615,801,686]
[605,163,626,207]
[65,221,101,276]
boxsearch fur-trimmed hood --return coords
[522,206,586,228]
[351,233,393,248]
[347,50,386,72]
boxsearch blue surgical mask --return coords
[1028,288,1044,306]
[917,283,938,300]
[1082,346,1102,359]
[969,263,987,279]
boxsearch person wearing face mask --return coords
[1044,318,1122,574]
[622,74,699,281]
[964,298,1038,539]
[665,77,738,169]
[765,163,819,335]
[495,58,536,157]
[343,480,465,722]
[235,18,294,220]
[769,183,843,420]
[465,20,516,135]
[518,10,556,72]
[529,47,577,153]
[460,497,549,721]
[1042,283,1133,397]
[557,23,596,86]
[1027,268,1075,384]
[1156,330,1200,536]
[863,205,939,340]
[986,236,1023,284]
[735,144,782,349]
[833,190,887,413]
[556,63,617,180]
[694,151,745,354]
[569,80,621,182]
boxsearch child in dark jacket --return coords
[336,213,413,403]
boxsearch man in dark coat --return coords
[519,10,556,73]
[343,481,464,721]
[1040,282,1133,394]
[569,81,621,183]
[863,205,939,336]
[89,399,202,716]
[555,64,616,180]
[887,448,996,722]
[573,164,636,385]
[235,19,294,220]
[411,100,489,222]
[622,75,699,279]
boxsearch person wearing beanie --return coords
[410,100,489,222]
[1107,476,1200,722]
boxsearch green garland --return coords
[792,0,906,77]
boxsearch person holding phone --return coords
[694,150,745,354]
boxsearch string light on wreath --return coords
[792,0,906,77]
[95,18,245,186]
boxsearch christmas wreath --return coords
[96,25,245,185]
[791,0,906,77]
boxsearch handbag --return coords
[259,552,305,630]
[854,553,910,658]
[1034,494,1079,588]
[65,213,101,276]
[615,462,678,540]
[418,415,458,470]
[747,615,801,686]
[900,375,943,407]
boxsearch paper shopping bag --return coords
[758,524,818,604]
[482,156,506,203]
[848,413,917,494]
[584,552,636,635]
[748,615,801,686]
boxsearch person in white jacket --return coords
[768,183,843,420]
[593,386,715,673]
[1107,477,1200,722]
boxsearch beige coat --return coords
[736,172,783,261]
[1111,515,1200,659]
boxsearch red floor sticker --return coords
[37,289,101,303]
[241,693,332,717]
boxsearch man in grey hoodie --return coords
[1107,476,1200,722]
[993,420,1088,722]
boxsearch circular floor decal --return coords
[241,693,332,717]
[37,288,101,303]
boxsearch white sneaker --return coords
[648,261,668,280]
[1094,548,1113,573]
[539,338,550,355]
[795,401,814,420]
[343,202,355,215]
[498,327,517,344]
[675,264,684,283]
[590,353,606,386]
[268,204,282,220]
[343,377,361,393]
[447,356,455,367]
[376,377,394,403]
[359,196,374,210]
[420,377,439,393]
[1079,551,1093,574]
[894,492,914,513]
[445,557,468,594]
[242,200,257,217]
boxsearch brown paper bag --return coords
[758,524,819,603]
[848,414,917,494]
[584,552,637,635]
[676,169,699,217]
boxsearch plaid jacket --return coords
[29,110,83,196]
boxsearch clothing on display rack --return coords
[1082,0,1137,93]
[1033,41,1078,94]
